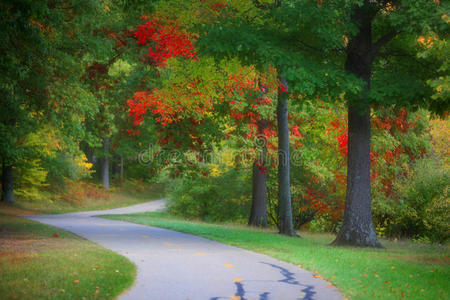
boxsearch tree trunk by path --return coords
[2,163,14,204]
[277,77,296,236]
[100,137,110,190]
[332,3,382,247]
[112,155,120,179]
[120,156,124,182]
[248,119,269,227]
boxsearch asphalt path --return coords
[26,200,342,300]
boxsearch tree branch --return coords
[370,30,399,59]
[252,0,281,10]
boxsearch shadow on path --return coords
[261,262,316,300]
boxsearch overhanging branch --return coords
[252,0,281,10]
[370,30,399,59]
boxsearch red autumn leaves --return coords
[135,18,196,66]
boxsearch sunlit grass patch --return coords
[7,181,165,215]
[0,213,136,300]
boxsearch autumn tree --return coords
[197,0,447,244]
[0,0,110,203]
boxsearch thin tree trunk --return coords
[277,76,296,236]
[120,156,124,182]
[100,138,110,190]
[332,2,382,247]
[111,155,120,178]
[2,163,14,204]
[248,119,269,227]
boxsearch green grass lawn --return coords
[11,181,165,215]
[104,211,450,300]
[0,213,136,300]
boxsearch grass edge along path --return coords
[103,211,449,300]
[5,182,166,215]
[0,212,136,300]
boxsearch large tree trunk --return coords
[332,3,382,247]
[277,77,296,236]
[100,138,110,190]
[248,119,269,227]
[2,163,14,204]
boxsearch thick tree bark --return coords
[100,137,110,190]
[332,2,382,247]
[277,77,296,236]
[2,163,14,204]
[248,119,269,227]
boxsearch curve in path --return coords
[26,200,342,300]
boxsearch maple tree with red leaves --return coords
[135,18,196,67]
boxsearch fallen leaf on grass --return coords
[73,280,80,284]
[51,233,60,238]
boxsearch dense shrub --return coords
[44,152,92,188]
[373,157,449,243]
[167,169,251,222]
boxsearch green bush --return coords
[167,169,251,222]
[373,157,449,243]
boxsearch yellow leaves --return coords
[233,278,242,283]
[164,242,174,246]
[417,35,437,48]
[75,154,93,173]
[195,252,207,256]
[224,263,235,268]
[342,35,349,47]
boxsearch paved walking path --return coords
[26,200,342,300]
